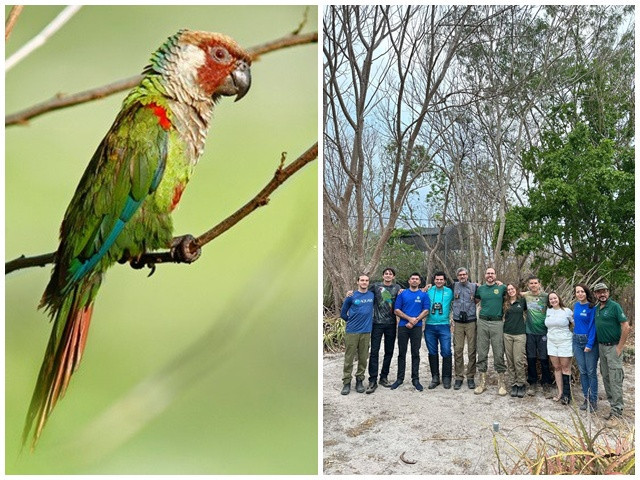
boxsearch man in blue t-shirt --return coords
[339,274,374,395]
[391,272,430,391]
[425,272,454,389]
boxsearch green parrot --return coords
[22,30,252,450]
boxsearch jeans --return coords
[572,334,599,405]
[396,325,422,382]
[424,323,452,357]
[368,323,396,382]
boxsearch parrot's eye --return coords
[211,47,231,63]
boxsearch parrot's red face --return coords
[180,31,252,101]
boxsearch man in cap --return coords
[593,282,630,426]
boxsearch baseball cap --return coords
[593,282,608,292]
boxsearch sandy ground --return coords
[322,343,635,475]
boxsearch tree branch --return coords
[5,5,82,71]
[5,5,24,41]
[5,31,317,126]
[5,142,317,275]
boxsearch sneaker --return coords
[517,385,526,398]
[365,381,377,394]
[579,400,588,411]
[341,383,350,395]
[454,379,463,390]
[390,380,403,390]
[467,378,476,389]
[412,379,424,392]
[527,383,538,396]
[379,377,391,388]
[543,384,555,399]
[510,385,518,397]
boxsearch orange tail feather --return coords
[23,293,95,451]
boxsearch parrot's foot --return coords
[170,234,201,263]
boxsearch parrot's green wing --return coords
[48,101,170,302]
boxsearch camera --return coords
[459,311,468,322]
[431,302,443,315]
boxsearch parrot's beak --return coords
[215,59,251,102]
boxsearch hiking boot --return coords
[543,383,555,399]
[467,378,476,390]
[510,385,518,397]
[379,377,391,388]
[497,373,507,396]
[474,373,486,395]
[365,381,377,394]
[603,410,622,420]
[517,385,526,398]
[527,383,538,397]
[454,379,463,390]
[341,383,350,395]
[355,379,365,393]
[579,400,588,411]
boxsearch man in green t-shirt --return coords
[473,267,507,396]
[593,282,630,426]
[521,275,553,398]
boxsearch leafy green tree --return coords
[503,113,633,288]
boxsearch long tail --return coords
[22,277,101,451]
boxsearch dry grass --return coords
[493,408,635,474]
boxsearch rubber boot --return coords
[442,356,453,389]
[428,354,440,389]
[560,374,572,405]
[474,372,486,395]
[497,373,507,396]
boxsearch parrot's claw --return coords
[170,234,201,263]
[128,256,156,276]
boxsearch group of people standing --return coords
[339,267,630,427]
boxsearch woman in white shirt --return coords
[545,292,574,404]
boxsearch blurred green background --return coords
[5,5,318,474]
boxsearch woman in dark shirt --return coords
[503,283,528,398]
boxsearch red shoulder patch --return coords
[147,102,171,130]
[170,183,186,211]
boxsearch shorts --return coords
[546,331,573,357]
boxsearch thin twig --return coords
[5,31,317,126]
[5,142,318,275]
[5,5,24,41]
[5,5,82,71]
